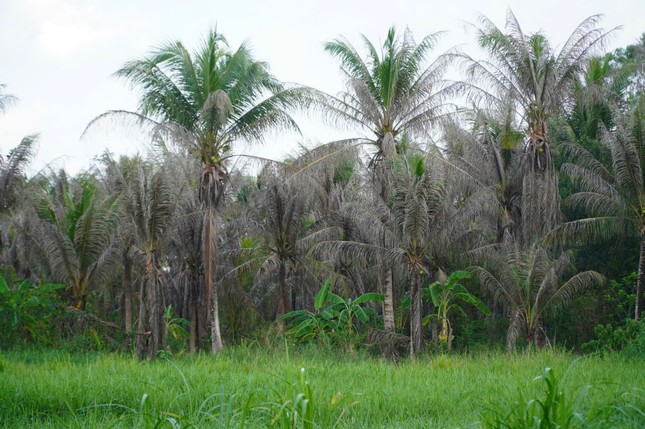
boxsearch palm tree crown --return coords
[322,27,451,163]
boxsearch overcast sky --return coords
[1,0,643,175]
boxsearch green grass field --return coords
[0,347,643,428]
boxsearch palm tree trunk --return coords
[147,253,165,360]
[135,277,147,359]
[636,228,645,321]
[189,297,198,352]
[279,259,291,314]
[136,252,167,360]
[123,251,133,334]
[410,270,423,358]
[205,207,223,352]
[383,268,395,331]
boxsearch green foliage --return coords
[480,367,611,429]
[0,272,64,346]
[268,367,351,429]
[164,305,191,354]
[583,319,645,358]
[421,270,491,349]
[278,279,383,343]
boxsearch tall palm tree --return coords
[461,10,615,246]
[93,29,306,352]
[115,160,177,359]
[321,27,452,332]
[471,243,604,349]
[556,97,645,320]
[0,87,37,265]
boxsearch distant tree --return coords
[556,97,645,320]
[32,172,119,310]
[471,243,604,349]
[443,109,524,244]
[461,10,615,246]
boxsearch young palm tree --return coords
[318,153,451,357]
[471,243,604,349]
[32,171,119,310]
[92,29,307,352]
[0,136,37,215]
[226,158,341,324]
[556,98,645,320]
[461,11,615,246]
[443,109,524,244]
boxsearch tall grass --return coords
[0,348,643,428]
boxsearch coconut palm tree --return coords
[471,243,604,349]
[0,84,16,113]
[0,136,37,276]
[0,87,37,264]
[322,27,452,165]
[31,171,119,310]
[92,28,307,352]
[461,10,615,246]
[115,160,177,359]
[0,136,36,215]
[321,27,453,332]
[318,153,453,357]
[443,108,524,244]
[556,97,645,320]
[226,158,341,325]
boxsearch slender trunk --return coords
[636,228,645,321]
[279,259,290,313]
[123,251,133,334]
[146,252,165,359]
[135,276,147,359]
[189,297,198,352]
[275,259,291,331]
[205,207,223,352]
[383,268,395,332]
[409,270,423,358]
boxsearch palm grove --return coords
[1,11,643,359]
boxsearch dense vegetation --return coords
[1,6,644,382]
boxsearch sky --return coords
[0,0,643,175]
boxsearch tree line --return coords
[1,10,644,359]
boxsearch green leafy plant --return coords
[422,270,491,349]
[277,279,383,342]
[164,305,191,354]
[480,367,613,429]
[268,367,351,429]
[0,272,64,345]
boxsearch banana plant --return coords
[277,278,384,341]
[317,278,384,336]
[422,270,491,349]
